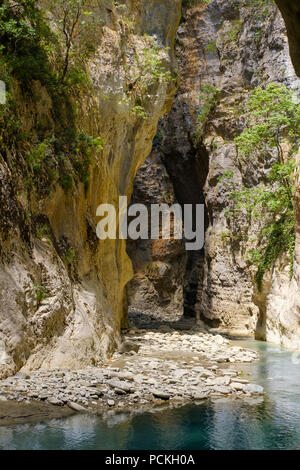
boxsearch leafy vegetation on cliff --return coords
[0,1,172,195]
[0,0,106,197]
[224,84,300,289]
[194,85,220,142]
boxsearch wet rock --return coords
[244,384,264,395]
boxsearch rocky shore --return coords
[0,312,264,424]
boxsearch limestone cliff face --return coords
[0,0,181,378]
[145,0,300,344]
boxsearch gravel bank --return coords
[0,312,264,424]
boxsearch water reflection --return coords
[1,340,300,450]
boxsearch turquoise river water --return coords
[1,339,300,450]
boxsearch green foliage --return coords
[121,39,173,121]
[218,170,234,184]
[205,40,217,53]
[34,284,47,304]
[60,172,73,190]
[138,44,172,85]
[72,133,104,191]
[0,0,105,201]
[182,0,210,6]
[36,224,51,240]
[235,83,300,160]
[0,0,58,86]
[48,0,102,84]
[27,139,51,172]
[194,85,220,140]
[248,0,274,20]
[64,248,76,265]
[25,132,103,194]
[225,84,300,290]
[0,75,23,151]
[130,104,147,120]
[227,20,242,43]
[229,160,296,289]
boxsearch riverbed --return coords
[0,339,300,450]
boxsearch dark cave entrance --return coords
[162,141,209,318]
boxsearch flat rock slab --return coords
[152,390,170,400]
[0,401,73,426]
[68,402,87,412]
[47,397,63,406]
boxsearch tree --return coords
[223,83,300,290]
[49,0,85,83]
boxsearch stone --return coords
[152,390,170,400]
[90,388,103,397]
[213,385,231,395]
[118,341,140,354]
[192,392,208,400]
[68,402,87,412]
[230,382,246,392]
[172,369,189,379]
[244,384,264,395]
[79,380,91,387]
[38,394,49,401]
[47,397,63,406]
[114,388,127,395]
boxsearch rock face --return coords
[0,0,181,378]
[186,0,300,345]
[126,135,186,317]
[134,0,300,345]
[1,0,300,382]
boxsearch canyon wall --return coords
[128,0,300,347]
[0,0,181,378]
[1,0,300,381]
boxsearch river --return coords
[1,339,300,450]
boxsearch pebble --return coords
[0,311,263,413]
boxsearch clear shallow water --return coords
[1,339,300,450]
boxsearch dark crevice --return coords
[162,137,210,319]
